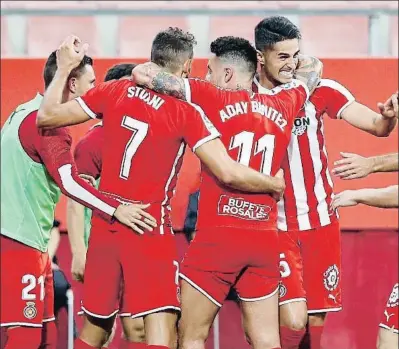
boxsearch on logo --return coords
[292,117,310,136]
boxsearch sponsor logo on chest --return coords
[217,195,271,221]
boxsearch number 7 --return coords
[120,116,149,180]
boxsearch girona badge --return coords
[279,284,287,298]
[23,302,37,320]
[323,264,340,292]
[387,283,399,308]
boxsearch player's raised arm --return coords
[338,93,397,137]
[317,80,397,137]
[36,35,95,129]
[333,152,398,179]
[132,62,221,106]
[331,185,399,210]
[132,62,188,101]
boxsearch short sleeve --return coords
[74,124,103,179]
[316,79,355,119]
[75,81,117,119]
[181,103,221,152]
[183,78,221,106]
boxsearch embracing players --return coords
[132,35,318,349]
[37,32,287,349]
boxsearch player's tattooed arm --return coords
[294,55,323,95]
[132,62,187,100]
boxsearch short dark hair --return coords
[210,36,257,75]
[43,50,93,89]
[255,16,301,52]
[104,63,136,82]
[151,27,197,73]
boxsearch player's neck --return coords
[258,70,278,90]
[235,77,253,91]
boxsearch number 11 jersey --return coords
[182,78,309,231]
[76,79,220,234]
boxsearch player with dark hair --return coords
[0,48,156,349]
[67,63,145,349]
[254,15,397,349]
[37,33,287,349]
[132,35,317,349]
[332,151,398,349]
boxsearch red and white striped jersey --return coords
[253,78,355,231]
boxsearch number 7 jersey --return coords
[182,78,309,230]
[75,79,220,234]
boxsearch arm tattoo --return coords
[151,72,187,101]
[295,56,322,93]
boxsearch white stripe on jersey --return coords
[160,142,186,235]
[306,103,331,227]
[188,103,221,152]
[287,135,311,230]
[58,164,116,217]
[183,78,192,103]
[277,196,288,231]
[75,97,97,119]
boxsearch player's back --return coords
[197,87,298,231]
[80,79,217,233]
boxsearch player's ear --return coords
[68,77,77,94]
[182,59,193,78]
[257,49,265,66]
[224,67,233,84]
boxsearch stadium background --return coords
[1,1,398,348]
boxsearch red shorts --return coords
[82,225,180,319]
[379,283,398,334]
[278,220,342,313]
[78,280,130,317]
[180,228,280,307]
[0,235,55,327]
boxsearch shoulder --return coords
[315,79,350,94]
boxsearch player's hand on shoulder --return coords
[378,91,399,119]
[331,190,359,210]
[332,152,372,180]
[71,253,86,282]
[56,35,89,72]
[114,203,157,235]
[272,169,285,202]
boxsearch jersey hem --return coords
[0,231,46,253]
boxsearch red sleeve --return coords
[183,78,222,106]
[74,124,103,179]
[75,81,118,120]
[315,79,355,119]
[36,127,119,223]
[180,103,221,152]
